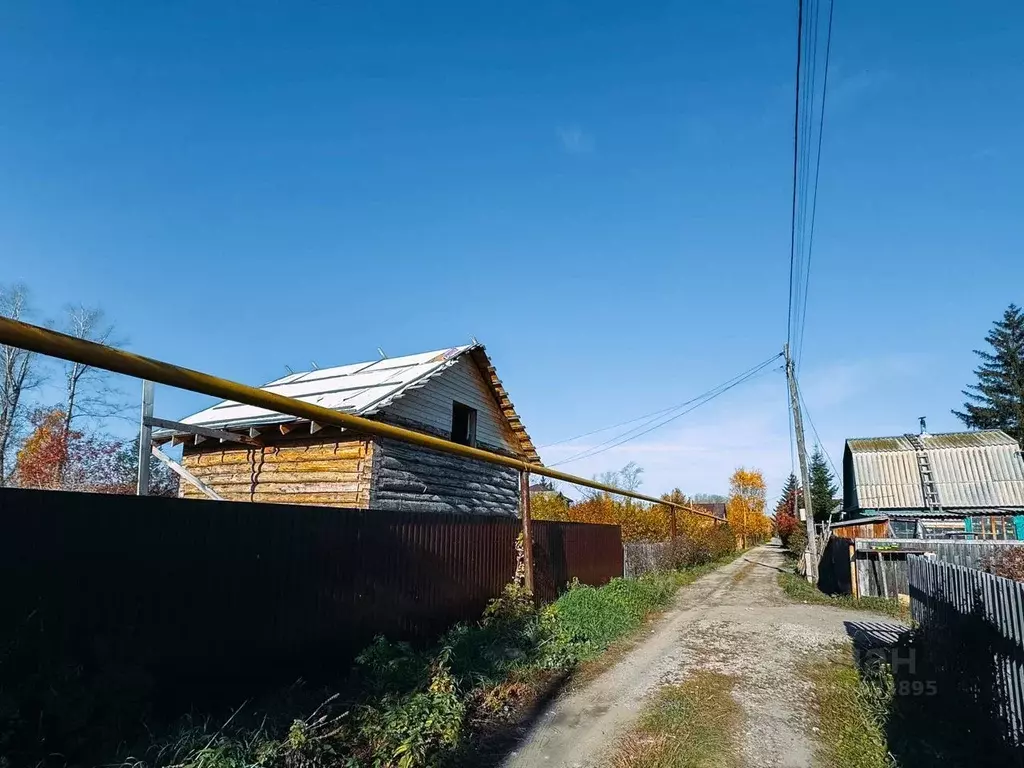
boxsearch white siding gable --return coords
[381,357,517,454]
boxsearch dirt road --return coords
[502,543,899,768]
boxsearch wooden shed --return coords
[153,345,539,516]
[843,430,1024,539]
[828,515,891,541]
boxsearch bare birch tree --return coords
[58,304,126,480]
[0,285,43,483]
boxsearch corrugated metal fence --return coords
[908,556,1024,751]
[623,540,671,578]
[0,487,621,697]
[854,539,1024,598]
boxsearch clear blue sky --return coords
[2,1,1022,499]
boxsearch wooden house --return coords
[842,430,1024,540]
[152,345,539,516]
[828,515,891,541]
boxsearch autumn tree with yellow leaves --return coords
[726,467,772,548]
[530,463,770,552]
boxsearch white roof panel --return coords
[846,430,1024,510]
[179,345,473,429]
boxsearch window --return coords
[451,402,477,447]
[919,520,967,540]
[890,520,918,539]
[970,516,1017,540]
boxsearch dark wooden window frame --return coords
[451,401,477,448]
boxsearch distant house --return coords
[842,429,1024,539]
[529,479,572,507]
[153,344,539,516]
[692,502,727,520]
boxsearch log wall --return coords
[181,436,373,507]
[370,437,519,516]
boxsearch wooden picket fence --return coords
[851,538,1023,598]
[908,555,1024,749]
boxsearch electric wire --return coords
[540,399,717,449]
[551,355,784,467]
[552,364,782,468]
[550,355,783,466]
[547,353,784,463]
[795,377,841,488]
[785,0,806,350]
[795,0,835,367]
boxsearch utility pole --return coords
[785,345,817,581]
[137,380,154,496]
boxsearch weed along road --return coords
[503,543,904,768]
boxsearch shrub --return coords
[987,547,1024,581]
[549,574,680,660]
[357,661,465,768]
[668,523,737,568]
[775,510,799,547]
[787,522,808,559]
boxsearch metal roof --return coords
[692,502,727,519]
[169,344,541,462]
[830,515,890,528]
[845,430,1024,511]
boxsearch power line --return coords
[795,377,841,488]
[546,353,784,462]
[551,355,784,467]
[552,366,781,468]
[551,355,783,466]
[795,0,835,367]
[540,399,716,449]
[785,0,806,350]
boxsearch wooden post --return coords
[669,504,677,542]
[849,543,858,598]
[519,470,535,594]
[137,380,154,495]
[879,551,889,598]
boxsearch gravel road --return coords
[501,543,903,768]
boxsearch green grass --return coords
[611,671,742,768]
[777,571,910,621]
[550,550,744,663]
[805,651,895,768]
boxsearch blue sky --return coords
[1,1,1022,500]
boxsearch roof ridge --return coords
[848,429,1014,444]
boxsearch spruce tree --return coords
[809,446,839,523]
[954,304,1024,444]
[773,474,801,549]
[774,473,799,519]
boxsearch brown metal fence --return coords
[0,487,621,696]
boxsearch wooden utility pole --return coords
[137,380,154,496]
[785,345,817,581]
[519,469,535,594]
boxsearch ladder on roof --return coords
[906,433,943,512]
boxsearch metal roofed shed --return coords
[154,344,540,514]
[842,429,1024,540]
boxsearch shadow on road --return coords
[456,671,573,767]
[741,555,790,574]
